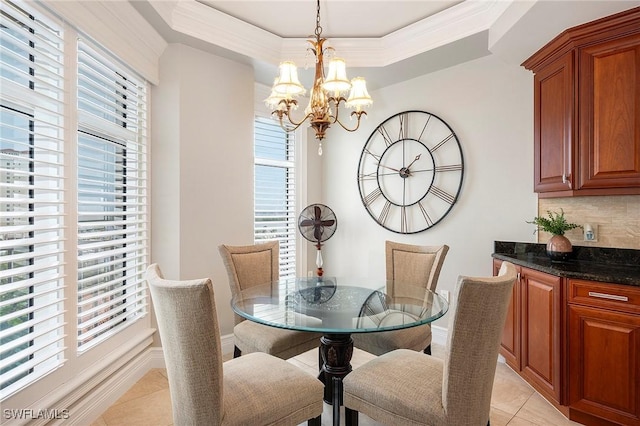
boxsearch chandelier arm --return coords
[273,110,314,132]
[327,96,347,124]
[333,111,368,133]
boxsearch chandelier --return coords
[265,0,373,155]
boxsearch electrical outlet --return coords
[440,290,450,303]
[583,223,598,242]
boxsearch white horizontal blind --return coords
[76,40,148,349]
[0,0,66,397]
[254,117,296,279]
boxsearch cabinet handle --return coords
[562,173,567,184]
[588,291,628,302]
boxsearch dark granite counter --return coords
[493,241,640,287]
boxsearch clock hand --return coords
[378,164,400,172]
[406,154,421,169]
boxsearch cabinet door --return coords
[568,304,640,425]
[534,52,575,193]
[578,33,640,190]
[520,268,563,403]
[494,260,520,370]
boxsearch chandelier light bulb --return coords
[346,77,373,112]
[274,62,305,96]
[323,58,351,95]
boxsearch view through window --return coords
[254,117,296,279]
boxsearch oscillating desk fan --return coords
[298,204,337,277]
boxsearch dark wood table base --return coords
[318,333,354,425]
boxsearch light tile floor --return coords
[93,344,583,426]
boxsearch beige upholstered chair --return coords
[146,264,323,426]
[353,241,449,355]
[343,261,518,426]
[219,241,320,359]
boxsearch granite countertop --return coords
[493,241,640,287]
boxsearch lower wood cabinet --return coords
[493,260,564,407]
[567,279,640,426]
[520,268,563,405]
[494,260,640,425]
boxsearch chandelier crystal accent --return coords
[265,0,373,155]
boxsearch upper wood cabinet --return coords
[523,7,640,197]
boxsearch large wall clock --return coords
[357,110,464,234]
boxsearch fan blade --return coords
[300,219,315,227]
[320,220,335,227]
[314,205,322,220]
[314,226,323,241]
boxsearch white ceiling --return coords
[131,0,640,89]
[198,0,464,38]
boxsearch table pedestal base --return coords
[318,333,354,425]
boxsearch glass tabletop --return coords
[231,276,449,334]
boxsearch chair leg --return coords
[423,344,432,355]
[307,415,321,426]
[234,345,241,358]
[345,407,358,426]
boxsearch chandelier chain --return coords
[315,0,322,38]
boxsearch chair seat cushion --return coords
[223,352,324,425]
[352,323,431,356]
[234,321,320,360]
[343,349,445,426]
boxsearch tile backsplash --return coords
[538,195,639,249]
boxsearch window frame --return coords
[0,1,152,410]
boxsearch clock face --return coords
[357,110,464,234]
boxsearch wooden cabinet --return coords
[532,52,575,193]
[567,279,640,426]
[523,7,640,197]
[494,260,521,370]
[493,260,564,406]
[520,268,563,404]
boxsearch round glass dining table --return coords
[231,276,449,421]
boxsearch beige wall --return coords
[322,54,538,327]
[151,43,255,342]
[538,196,640,249]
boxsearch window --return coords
[0,1,65,396]
[0,0,148,400]
[254,117,296,279]
[76,41,148,350]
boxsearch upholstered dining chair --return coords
[219,241,320,359]
[343,261,518,426]
[146,264,323,426]
[352,241,449,356]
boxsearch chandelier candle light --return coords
[265,0,373,155]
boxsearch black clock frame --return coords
[357,110,464,234]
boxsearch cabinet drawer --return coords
[568,279,640,314]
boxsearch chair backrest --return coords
[442,261,517,425]
[146,264,224,425]
[385,241,449,293]
[218,241,279,325]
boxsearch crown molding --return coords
[151,0,282,64]
[42,0,167,84]
[149,0,513,68]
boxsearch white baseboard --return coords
[431,324,448,347]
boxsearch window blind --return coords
[254,117,296,279]
[0,0,66,396]
[76,40,148,350]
